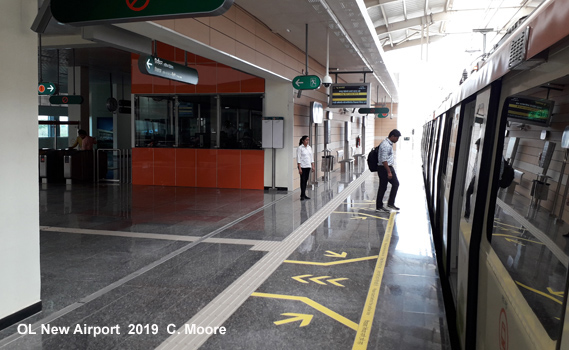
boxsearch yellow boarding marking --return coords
[292,274,312,284]
[493,220,524,230]
[328,278,349,287]
[325,251,347,258]
[516,281,563,305]
[493,234,543,245]
[547,287,564,297]
[504,238,525,246]
[284,256,378,266]
[353,211,396,350]
[274,313,313,327]
[251,292,358,330]
[333,211,388,220]
[310,276,331,285]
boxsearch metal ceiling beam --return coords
[364,0,400,10]
[383,35,445,51]
[374,6,533,35]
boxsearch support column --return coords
[0,0,42,326]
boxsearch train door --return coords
[455,86,492,349]
[439,107,459,275]
[432,114,446,222]
[476,84,569,349]
[446,99,475,305]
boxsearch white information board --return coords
[262,117,284,149]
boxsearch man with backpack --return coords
[376,129,401,213]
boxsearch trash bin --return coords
[321,155,334,172]
[531,180,550,200]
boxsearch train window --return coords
[491,125,568,341]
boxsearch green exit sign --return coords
[51,0,234,25]
[49,95,84,105]
[292,75,321,90]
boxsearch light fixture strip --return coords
[317,0,391,97]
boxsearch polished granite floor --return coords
[0,145,451,350]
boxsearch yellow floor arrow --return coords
[252,292,358,330]
[328,278,348,287]
[310,276,331,285]
[292,274,312,284]
[547,287,564,297]
[324,251,347,258]
[274,313,313,327]
[285,256,378,266]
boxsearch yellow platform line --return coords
[353,211,396,349]
[284,256,378,266]
[515,281,563,305]
[251,292,358,330]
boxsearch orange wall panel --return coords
[176,149,197,187]
[217,64,241,93]
[132,148,154,185]
[195,63,217,93]
[240,150,264,189]
[196,149,217,187]
[153,149,175,186]
[131,54,153,94]
[217,150,241,188]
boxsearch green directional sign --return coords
[138,56,199,85]
[51,0,234,25]
[38,82,57,95]
[49,95,84,105]
[292,75,321,90]
[358,107,389,115]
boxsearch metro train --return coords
[421,1,569,349]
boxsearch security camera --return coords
[322,75,333,88]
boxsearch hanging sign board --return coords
[138,56,199,85]
[292,75,321,90]
[49,95,84,105]
[38,82,57,95]
[51,0,234,25]
[358,107,389,115]
[330,83,371,108]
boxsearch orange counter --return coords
[132,148,264,190]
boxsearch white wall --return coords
[264,80,294,190]
[0,0,41,321]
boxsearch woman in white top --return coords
[297,135,315,200]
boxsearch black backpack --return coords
[367,147,379,172]
[499,158,515,188]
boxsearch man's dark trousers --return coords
[376,166,399,209]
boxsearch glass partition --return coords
[135,94,263,149]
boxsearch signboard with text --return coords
[51,0,234,25]
[330,83,370,108]
[138,56,199,85]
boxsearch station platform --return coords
[0,147,451,349]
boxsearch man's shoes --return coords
[300,196,305,200]
[387,204,400,212]
[375,207,390,213]
[304,196,310,200]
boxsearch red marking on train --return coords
[499,308,508,350]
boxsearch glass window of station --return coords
[135,94,263,150]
